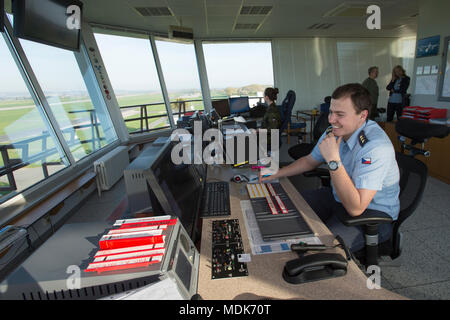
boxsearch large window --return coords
[0,35,69,201]
[155,39,204,120]
[203,41,274,105]
[94,33,171,134]
[19,39,117,161]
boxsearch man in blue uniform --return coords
[261,83,400,252]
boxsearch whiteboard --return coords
[415,75,438,95]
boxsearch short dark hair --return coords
[331,83,371,118]
[368,66,378,75]
[264,87,279,101]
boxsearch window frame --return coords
[0,16,121,223]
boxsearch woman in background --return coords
[262,87,282,130]
[386,65,410,121]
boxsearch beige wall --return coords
[272,37,415,113]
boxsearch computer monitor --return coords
[211,99,231,117]
[12,0,82,51]
[229,96,250,115]
[1,1,4,33]
[145,141,203,239]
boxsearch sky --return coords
[94,33,274,92]
[0,27,274,96]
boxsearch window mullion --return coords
[149,35,175,129]
[194,39,211,113]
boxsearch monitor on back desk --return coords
[229,96,250,115]
[212,99,231,118]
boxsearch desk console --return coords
[211,219,248,279]
[247,183,314,241]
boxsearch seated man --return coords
[261,83,400,252]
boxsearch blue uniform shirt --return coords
[310,120,400,220]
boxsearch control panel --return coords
[211,219,248,279]
[246,183,314,241]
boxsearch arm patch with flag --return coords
[362,157,372,164]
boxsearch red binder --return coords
[99,233,165,250]
[401,106,447,122]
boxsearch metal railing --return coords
[120,96,264,134]
[119,98,206,134]
[0,96,263,196]
[0,123,105,195]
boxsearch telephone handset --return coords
[282,253,347,284]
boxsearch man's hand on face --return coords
[318,132,343,163]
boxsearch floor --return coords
[64,134,450,300]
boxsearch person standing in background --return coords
[386,65,410,122]
[362,66,379,120]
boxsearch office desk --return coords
[197,165,406,300]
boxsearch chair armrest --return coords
[337,209,393,227]
[293,115,308,122]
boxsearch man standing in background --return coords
[362,66,379,120]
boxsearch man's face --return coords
[371,68,379,79]
[329,96,368,141]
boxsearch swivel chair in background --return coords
[277,90,306,146]
[287,111,330,160]
[320,96,331,113]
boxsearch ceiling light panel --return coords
[134,7,173,17]
[240,6,273,15]
[234,23,260,30]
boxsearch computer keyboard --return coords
[200,182,231,218]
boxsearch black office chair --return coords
[302,119,449,269]
[337,152,428,268]
[395,118,450,157]
[287,111,330,161]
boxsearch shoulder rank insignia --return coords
[325,126,333,134]
[358,130,369,147]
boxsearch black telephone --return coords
[282,253,347,284]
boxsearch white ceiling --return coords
[82,0,419,39]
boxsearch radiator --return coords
[94,146,129,196]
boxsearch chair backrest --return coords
[312,111,330,142]
[395,118,449,144]
[320,102,330,113]
[279,90,296,132]
[396,152,428,228]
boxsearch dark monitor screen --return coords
[12,0,82,51]
[229,96,250,115]
[211,99,230,117]
[146,142,203,238]
[1,1,4,33]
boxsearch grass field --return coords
[0,92,207,166]
[0,92,206,135]
[0,87,264,198]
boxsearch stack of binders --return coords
[85,216,177,273]
[400,106,447,122]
